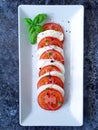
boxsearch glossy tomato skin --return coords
[38,37,63,49]
[37,75,64,89]
[39,65,61,76]
[39,49,64,64]
[38,88,64,110]
[43,22,64,34]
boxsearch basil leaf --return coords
[24,14,47,45]
[38,14,47,23]
[30,32,37,44]
[28,24,35,34]
[24,18,33,26]
[35,25,44,33]
[33,14,47,24]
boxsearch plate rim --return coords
[18,5,84,126]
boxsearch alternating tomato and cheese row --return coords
[37,23,65,110]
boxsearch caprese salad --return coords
[37,23,65,110]
[24,14,65,111]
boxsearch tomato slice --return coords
[39,49,64,64]
[43,22,64,34]
[37,75,64,89]
[38,88,64,110]
[39,65,61,76]
[38,37,63,49]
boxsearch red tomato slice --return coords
[37,75,64,89]
[39,65,61,76]
[39,50,64,64]
[38,88,64,110]
[38,37,63,49]
[43,22,64,34]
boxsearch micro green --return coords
[45,39,49,45]
[45,39,49,43]
[46,87,50,90]
[57,101,63,106]
[24,14,47,44]
[46,75,49,78]
[48,52,52,56]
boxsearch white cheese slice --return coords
[37,84,64,96]
[37,30,64,43]
[38,71,64,83]
[38,59,65,73]
[37,45,64,59]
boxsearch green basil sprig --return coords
[24,14,47,44]
[33,14,47,24]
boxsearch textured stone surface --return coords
[0,0,98,130]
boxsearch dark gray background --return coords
[0,0,98,130]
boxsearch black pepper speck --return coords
[50,60,54,63]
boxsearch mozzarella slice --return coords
[38,71,64,83]
[38,59,65,73]
[37,30,64,43]
[37,45,64,59]
[37,84,64,96]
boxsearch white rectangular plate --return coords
[18,5,84,126]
